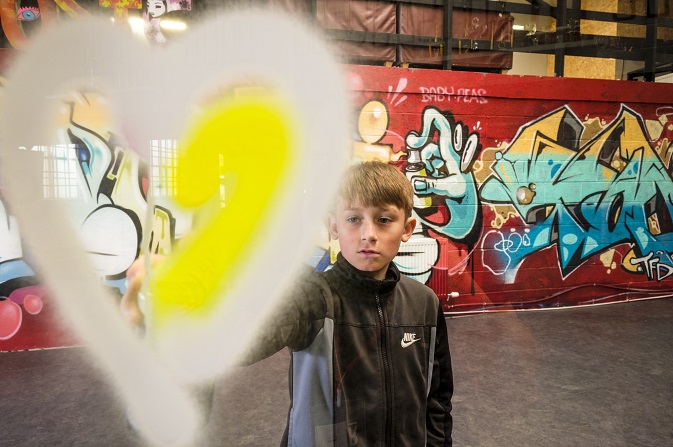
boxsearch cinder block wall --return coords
[346,65,673,313]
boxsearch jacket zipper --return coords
[375,292,393,446]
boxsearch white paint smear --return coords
[0,9,348,446]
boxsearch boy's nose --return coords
[361,220,377,241]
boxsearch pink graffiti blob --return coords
[0,299,22,340]
[23,295,44,315]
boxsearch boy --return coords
[121,161,453,446]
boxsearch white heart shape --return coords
[0,9,348,446]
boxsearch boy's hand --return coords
[120,255,164,334]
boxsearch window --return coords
[41,144,79,199]
[150,138,179,198]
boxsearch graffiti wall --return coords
[2,64,673,351]
[345,65,673,314]
[0,88,180,350]
[0,0,191,47]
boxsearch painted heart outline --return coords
[0,9,349,446]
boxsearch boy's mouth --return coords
[358,249,379,257]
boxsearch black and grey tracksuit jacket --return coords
[249,253,453,446]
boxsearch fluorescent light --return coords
[160,20,187,31]
[128,16,145,36]
[513,25,525,31]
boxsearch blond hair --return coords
[337,161,414,218]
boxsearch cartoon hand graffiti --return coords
[406,107,482,242]
[0,10,348,447]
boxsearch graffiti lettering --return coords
[420,86,487,104]
[457,88,488,104]
[630,251,673,282]
[481,104,673,279]
[421,86,454,103]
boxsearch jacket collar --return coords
[332,253,400,295]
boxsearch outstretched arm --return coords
[119,255,163,335]
[238,276,326,365]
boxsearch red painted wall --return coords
[3,65,673,351]
[346,65,673,314]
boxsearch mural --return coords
[0,91,177,349]
[0,1,192,47]
[142,0,191,44]
[343,66,673,314]
[2,64,673,351]
[481,105,673,281]
[0,0,90,48]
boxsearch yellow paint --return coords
[581,110,653,172]
[149,97,295,332]
[99,0,142,19]
[647,214,661,236]
[622,247,642,273]
[474,143,508,184]
[658,139,672,169]
[55,92,113,141]
[353,100,399,163]
[329,237,340,264]
[581,117,605,144]
[599,249,614,268]
[646,119,665,141]
[149,208,174,256]
[54,0,89,18]
[358,100,388,144]
[489,205,518,229]
[352,142,401,163]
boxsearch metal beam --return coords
[392,0,673,29]
[644,0,659,81]
[442,0,453,69]
[511,34,673,64]
[523,0,553,9]
[628,62,673,80]
[321,27,673,64]
[554,0,567,76]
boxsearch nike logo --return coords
[401,332,421,348]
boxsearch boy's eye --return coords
[346,216,361,223]
[378,217,393,224]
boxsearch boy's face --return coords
[329,199,416,281]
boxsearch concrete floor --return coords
[1,298,672,446]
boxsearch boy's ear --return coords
[401,216,416,243]
[328,214,339,240]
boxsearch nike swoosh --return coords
[401,338,420,348]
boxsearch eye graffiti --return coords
[17,7,40,21]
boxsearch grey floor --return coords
[1,298,672,447]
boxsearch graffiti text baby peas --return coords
[420,86,488,104]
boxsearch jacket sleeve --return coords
[426,303,454,446]
[237,275,326,365]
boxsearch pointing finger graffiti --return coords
[405,107,482,242]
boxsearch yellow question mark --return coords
[149,95,296,334]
